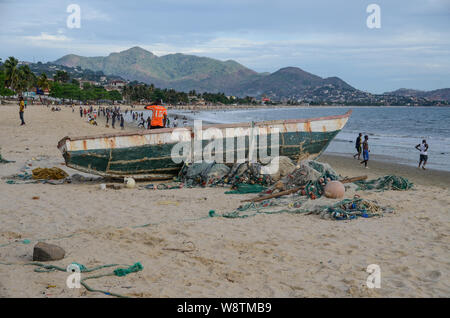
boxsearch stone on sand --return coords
[33,242,65,261]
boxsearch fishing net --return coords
[224,183,267,194]
[215,195,392,221]
[263,160,341,200]
[177,161,272,188]
[354,175,413,191]
[32,167,69,180]
[173,158,339,196]
[177,162,230,187]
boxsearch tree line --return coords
[1,56,258,105]
[0,56,122,102]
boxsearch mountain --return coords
[385,88,450,101]
[54,46,259,93]
[53,47,357,98]
[229,67,355,98]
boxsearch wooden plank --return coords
[340,175,367,183]
[241,186,305,203]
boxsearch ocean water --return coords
[159,106,450,171]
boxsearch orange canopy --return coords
[144,104,167,127]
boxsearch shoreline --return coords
[319,153,450,188]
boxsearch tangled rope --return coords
[210,196,392,221]
[0,261,143,298]
[354,175,413,191]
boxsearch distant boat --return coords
[57,110,352,180]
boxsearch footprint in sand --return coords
[391,280,406,288]
[425,270,441,281]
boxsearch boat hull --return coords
[58,110,351,179]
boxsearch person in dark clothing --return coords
[112,112,116,129]
[120,115,124,130]
[79,107,83,118]
[353,133,362,159]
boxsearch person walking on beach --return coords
[353,133,362,159]
[112,112,116,129]
[360,135,369,168]
[415,139,429,170]
[120,114,124,130]
[19,97,25,125]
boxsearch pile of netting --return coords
[176,161,273,189]
[211,195,392,220]
[354,175,413,191]
[32,167,69,180]
[266,160,340,199]
[4,171,37,184]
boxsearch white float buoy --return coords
[124,177,136,189]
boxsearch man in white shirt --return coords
[415,139,429,170]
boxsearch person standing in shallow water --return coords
[353,133,362,159]
[360,135,370,168]
[415,139,429,170]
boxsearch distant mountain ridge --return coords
[53,46,450,103]
[385,88,450,101]
[53,46,356,98]
[229,67,355,98]
[54,46,260,94]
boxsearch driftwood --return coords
[240,175,367,203]
[340,175,367,183]
[241,186,305,203]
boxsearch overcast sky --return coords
[1,0,449,93]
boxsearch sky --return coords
[1,0,449,93]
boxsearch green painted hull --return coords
[63,130,339,178]
[59,110,352,179]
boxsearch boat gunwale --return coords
[58,110,352,149]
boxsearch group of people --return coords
[76,104,171,130]
[353,133,370,168]
[353,133,429,170]
[77,105,125,129]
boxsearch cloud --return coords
[24,32,71,42]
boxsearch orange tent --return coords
[144,104,167,127]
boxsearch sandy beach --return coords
[0,104,449,298]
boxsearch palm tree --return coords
[16,65,36,94]
[37,73,50,91]
[4,56,19,91]
[54,70,70,83]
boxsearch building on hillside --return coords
[79,80,100,88]
[105,80,126,92]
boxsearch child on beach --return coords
[360,135,369,168]
[415,139,429,170]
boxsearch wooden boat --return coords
[57,110,352,180]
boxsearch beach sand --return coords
[0,104,449,298]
